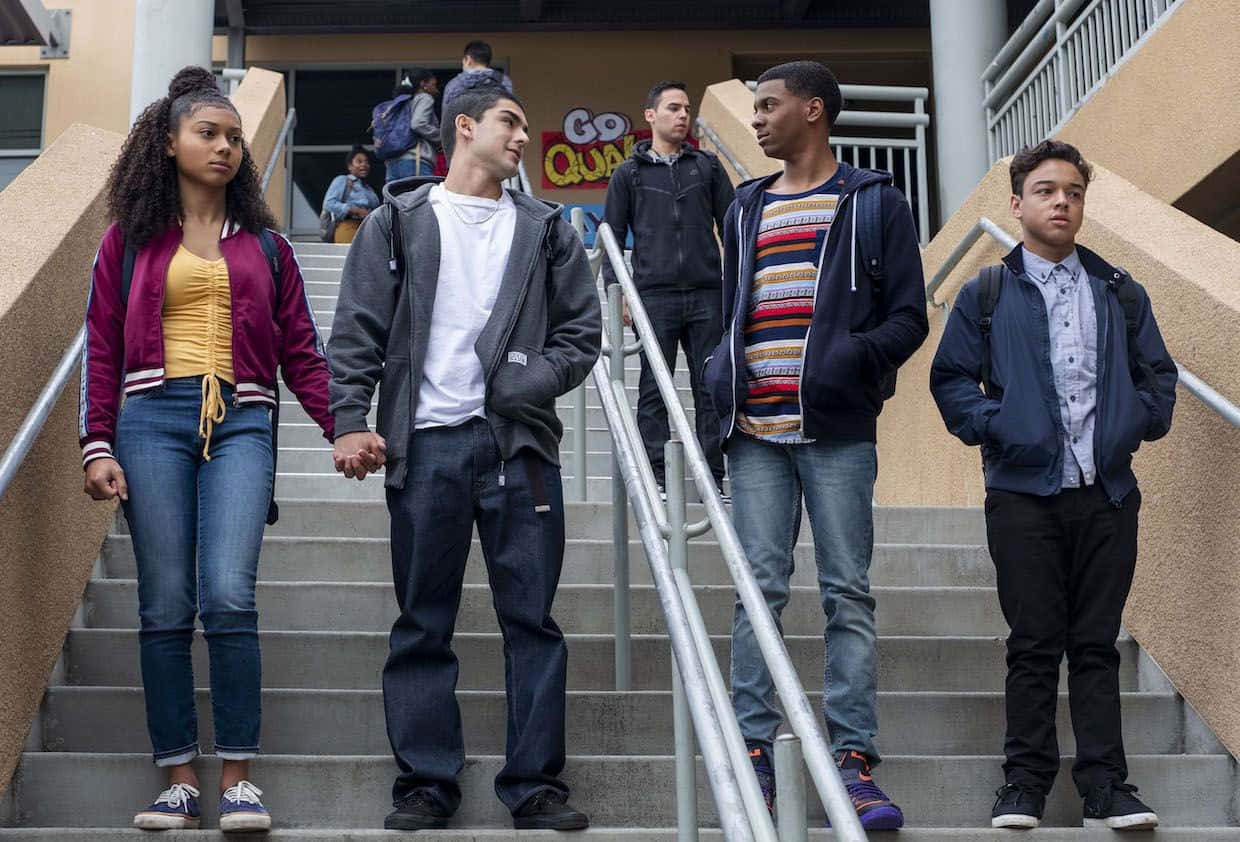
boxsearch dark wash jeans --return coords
[383,417,569,813]
[635,287,725,486]
[985,483,1141,796]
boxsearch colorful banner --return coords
[540,107,697,190]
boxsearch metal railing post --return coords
[913,95,930,245]
[607,282,631,691]
[666,438,699,842]
[774,735,807,842]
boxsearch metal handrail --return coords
[927,218,1240,430]
[580,214,868,840]
[0,95,297,501]
[261,107,297,193]
[694,116,751,182]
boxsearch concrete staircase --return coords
[3,241,1237,839]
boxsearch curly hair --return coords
[106,66,278,248]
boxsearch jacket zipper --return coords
[726,205,744,440]
[486,217,552,385]
[795,191,853,433]
[1093,278,1119,505]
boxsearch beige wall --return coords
[229,67,288,227]
[0,0,136,144]
[0,123,124,795]
[1057,0,1240,209]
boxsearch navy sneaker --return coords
[218,780,271,833]
[992,783,1046,829]
[133,782,201,830]
[746,740,776,815]
[1083,783,1159,830]
[831,750,904,831]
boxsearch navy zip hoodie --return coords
[929,243,1177,504]
[704,163,929,445]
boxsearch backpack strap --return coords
[1106,269,1156,391]
[855,182,885,297]
[121,243,137,310]
[977,265,1005,398]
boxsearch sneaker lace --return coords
[845,777,889,808]
[222,780,263,805]
[994,783,1039,807]
[154,783,199,808]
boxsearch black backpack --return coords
[853,180,898,400]
[976,263,1155,398]
[121,231,285,525]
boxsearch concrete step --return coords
[82,581,1007,637]
[99,533,993,588]
[281,422,627,451]
[272,473,707,503]
[275,447,675,478]
[10,753,1234,828]
[112,501,989,546]
[275,400,691,429]
[6,830,1240,841]
[62,629,1138,692]
[40,687,1191,757]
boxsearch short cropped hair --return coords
[756,61,844,129]
[464,40,492,66]
[645,80,687,111]
[441,86,526,161]
[1009,139,1093,195]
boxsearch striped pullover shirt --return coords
[736,179,841,443]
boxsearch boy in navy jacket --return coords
[703,60,928,830]
[930,140,1177,831]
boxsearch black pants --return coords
[383,418,569,813]
[635,287,725,487]
[984,483,1140,796]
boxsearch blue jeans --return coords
[383,417,569,813]
[728,434,880,763]
[384,155,434,182]
[115,377,273,766]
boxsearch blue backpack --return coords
[371,94,414,161]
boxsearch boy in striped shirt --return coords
[704,61,929,829]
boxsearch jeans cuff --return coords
[154,745,199,767]
[215,744,260,761]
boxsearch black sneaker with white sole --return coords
[1083,783,1159,830]
[511,791,590,830]
[991,783,1045,829]
[384,791,451,830]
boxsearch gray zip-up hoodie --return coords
[327,177,602,489]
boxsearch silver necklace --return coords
[443,191,503,225]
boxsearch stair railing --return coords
[926,217,1240,430]
[571,207,868,841]
[0,103,297,501]
[984,0,1185,162]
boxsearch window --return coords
[0,72,46,191]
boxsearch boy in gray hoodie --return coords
[327,86,601,832]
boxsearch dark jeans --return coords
[635,287,725,487]
[383,417,569,814]
[984,483,1141,796]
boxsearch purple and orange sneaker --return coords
[830,750,904,831]
[132,782,201,830]
[746,740,776,815]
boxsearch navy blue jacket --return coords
[929,243,1177,504]
[703,163,929,444]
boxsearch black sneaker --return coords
[991,783,1046,829]
[511,791,590,830]
[1083,783,1159,830]
[384,791,451,830]
[746,740,776,815]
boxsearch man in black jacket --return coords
[602,80,734,495]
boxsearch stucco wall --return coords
[230,67,288,227]
[0,123,124,796]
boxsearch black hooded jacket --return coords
[600,140,734,293]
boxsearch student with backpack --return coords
[703,61,928,830]
[441,40,514,108]
[78,66,334,832]
[930,140,1177,831]
[601,80,734,499]
[373,70,441,183]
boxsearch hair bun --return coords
[167,66,219,100]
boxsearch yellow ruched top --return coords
[162,245,236,459]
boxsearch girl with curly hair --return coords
[79,66,335,832]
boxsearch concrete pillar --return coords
[129,0,215,124]
[929,0,1008,221]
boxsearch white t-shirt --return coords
[414,184,516,429]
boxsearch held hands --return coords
[84,458,128,501]
[333,431,387,480]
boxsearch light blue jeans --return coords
[115,377,273,766]
[728,434,881,763]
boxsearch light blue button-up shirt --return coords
[1021,247,1098,489]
